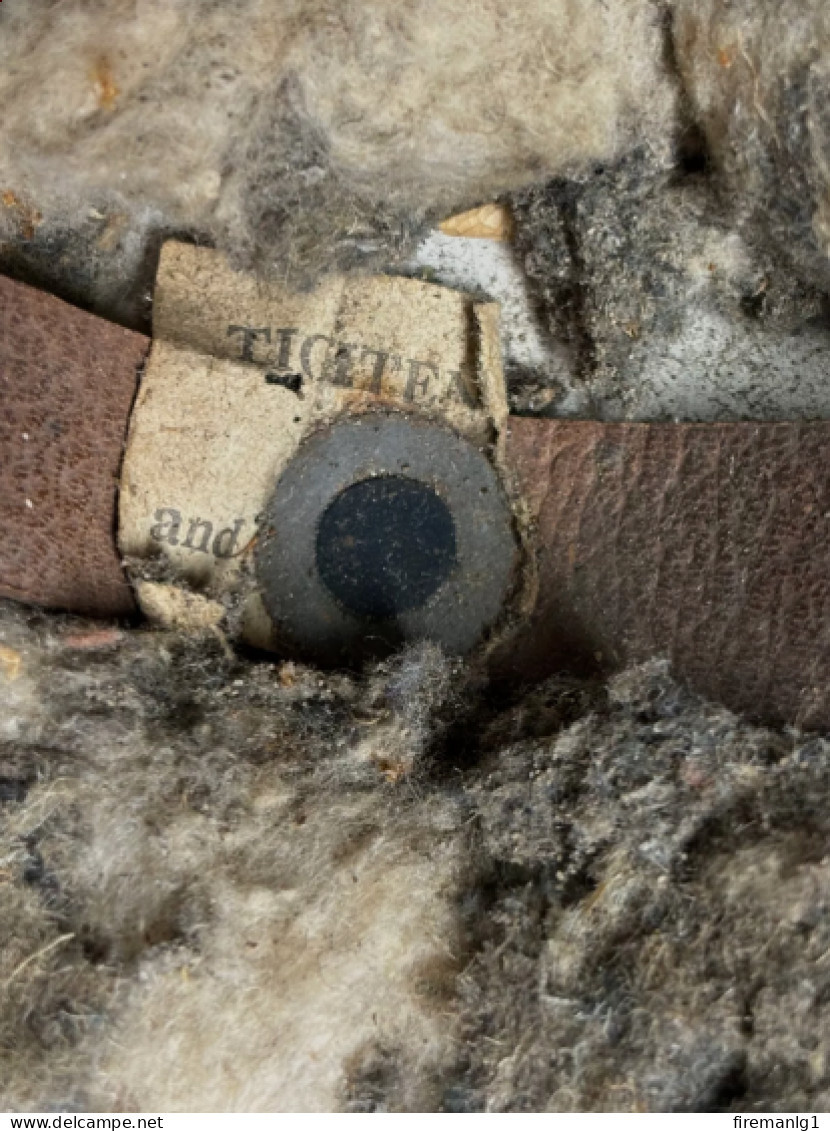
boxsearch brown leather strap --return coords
[499,418,830,728]
[4,273,830,730]
[0,275,149,616]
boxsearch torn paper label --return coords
[118,242,509,647]
[153,241,494,414]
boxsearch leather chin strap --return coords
[495,418,830,729]
[2,271,830,727]
[0,275,149,617]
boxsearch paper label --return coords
[118,242,506,643]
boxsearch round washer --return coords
[255,414,517,663]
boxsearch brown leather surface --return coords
[0,275,149,615]
[499,418,830,728]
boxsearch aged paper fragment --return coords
[119,242,506,644]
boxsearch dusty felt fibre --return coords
[3,0,830,1114]
[2,601,830,1113]
[0,0,672,327]
[4,1,830,424]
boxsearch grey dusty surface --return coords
[3,0,830,424]
[3,0,830,1114]
[2,605,830,1112]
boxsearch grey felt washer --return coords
[255,413,518,663]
